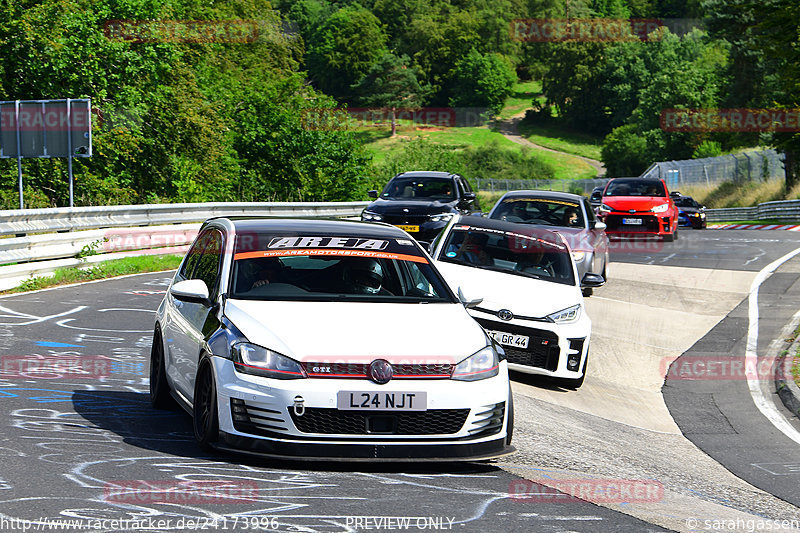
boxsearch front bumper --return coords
[679,213,706,228]
[211,357,512,460]
[602,213,674,238]
[471,311,591,379]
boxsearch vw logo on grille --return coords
[368,359,394,384]
[498,309,514,321]
[403,208,409,213]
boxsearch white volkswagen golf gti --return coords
[151,217,513,460]
[430,216,604,389]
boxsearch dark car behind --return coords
[674,195,707,228]
[361,171,480,242]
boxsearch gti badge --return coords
[368,359,394,384]
[498,309,514,321]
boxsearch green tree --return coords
[306,5,388,101]
[602,124,650,176]
[447,49,517,115]
[351,52,429,135]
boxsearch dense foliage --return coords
[0,0,372,207]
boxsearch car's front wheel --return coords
[193,360,219,451]
[150,327,175,409]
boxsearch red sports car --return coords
[597,178,679,241]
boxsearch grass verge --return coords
[5,254,183,294]
[516,120,604,161]
[679,179,799,209]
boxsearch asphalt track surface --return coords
[0,275,666,532]
[0,228,798,532]
[609,228,800,271]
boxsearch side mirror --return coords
[581,272,605,289]
[367,190,379,199]
[170,279,211,305]
[593,221,607,231]
[417,240,432,253]
[462,192,476,202]
[457,287,482,308]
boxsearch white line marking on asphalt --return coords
[747,247,800,446]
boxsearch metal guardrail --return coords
[0,201,369,236]
[475,178,611,194]
[0,201,369,291]
[706,199,800,223]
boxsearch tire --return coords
[674,227,679,240]
[150,327,175,409]
[193,361,219,451]
[663,231,675,243]
[505,386,514,446]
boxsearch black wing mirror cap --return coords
[367,190,379,199]
[581,272,605,288]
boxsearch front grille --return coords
[302,362,453,379]
[475,318,560,371]
[604,214,660,232]
[381,214,429,225]
[231,398,290,437]
[290,408,469,435]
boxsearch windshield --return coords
[382,177,454,200]
[674,197,698,208]
[230,234,453,302]
[438,225,575,286]
[605,180,666,197]
[490,198,585,228]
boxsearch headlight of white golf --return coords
[452,346,499,381]
[232,342,306,379]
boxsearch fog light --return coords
[567,338,585,372]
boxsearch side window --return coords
[193,229,224,296]
[177,230,211,281]
[460,178,472,193]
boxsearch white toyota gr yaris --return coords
[151,217,514,460]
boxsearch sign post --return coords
[0,99,92,208]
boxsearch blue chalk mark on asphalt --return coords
[36,341,84,348]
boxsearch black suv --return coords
[362,171,480,242]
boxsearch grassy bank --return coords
[516,120,604,161]
[679,179,800,209]
[497,80,546,120]
[6,254,183,294]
